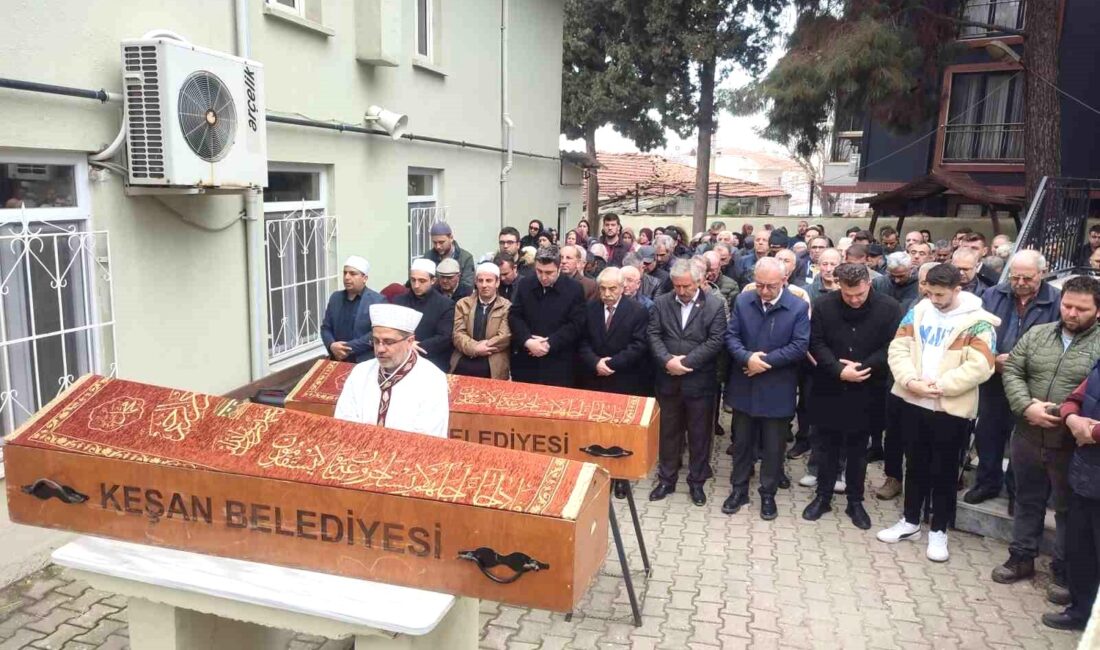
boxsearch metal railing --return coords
[943,123,1024,162]
[0,221,116,439]
[1010,177,1100,279]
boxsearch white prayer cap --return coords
[343,255,370,275]
[369,303,422,335]
[476,262,500,278]
[410,258,436,276]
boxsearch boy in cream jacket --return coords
[877,263,1000,561]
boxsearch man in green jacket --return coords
[427,222,475,287]
[998,275,1100,604]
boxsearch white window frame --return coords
[0,149,91,223]
[266,0,305,18]
[0,149,115,454]
[263,163,338,368]
[408,167,445,262]
[415,0,433,60]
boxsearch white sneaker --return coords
[876,518,921,544]
[834,480,846,493]
[927,531,949,562]
[799,474,818,487]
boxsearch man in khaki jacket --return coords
[877,263,999,563]
[450,262,511,379]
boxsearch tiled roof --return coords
[588,152,790,201]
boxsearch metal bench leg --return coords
[620,480,651,577]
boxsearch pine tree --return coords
[561,0,666,231]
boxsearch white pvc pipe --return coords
[140,29,192,43]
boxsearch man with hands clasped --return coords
[722,257,811,520]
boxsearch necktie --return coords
[605,306,615,330]
[763,302,773,313]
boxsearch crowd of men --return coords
[321,215,1100,632]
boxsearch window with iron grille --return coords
[408,169,445,261]
[0,152,115,450]
[943,72,1024,163]
[264,165,338,361]
[959,0,1024,38]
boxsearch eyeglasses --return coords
[372,335,412,349]
[1009,275,1038,283]
[756,282,783,291]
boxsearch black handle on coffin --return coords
[457,547,549,584]
[580,444,633,458]
[21,479,88,505]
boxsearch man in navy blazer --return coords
[578,267,651,397]
[723,257,811,520]
[320,256,385,363]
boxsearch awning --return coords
[856,171,1024,209]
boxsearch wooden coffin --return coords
[286,360,659,479]
[3,375,609,612]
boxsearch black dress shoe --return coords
[845,502,872,530]
[761,495,778,520]
[802,495,832,521]
[962,485,1000,505]
[725,443,735,456]
[778,474,791,490]
[786,439,811,459]
[1041,611,1086,631]
[721,490,750,515]
[866,447,884,463]
[649,483,674,501]
[690,486,707,506]
[715,422,726,437]
[613,481,629,500]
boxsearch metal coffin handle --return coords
[580,444,633,458]
[457,547,549,584]
[21,478,89,505]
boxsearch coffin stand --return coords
[287,361,656,625]
[4,375,609,614]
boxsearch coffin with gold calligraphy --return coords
[3,375,609,612]
[286,360,660,480]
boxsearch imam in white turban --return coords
[343,255,370,275]
[410,258,436,276]
[369,303,423,335]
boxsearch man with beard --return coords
[321,255,385,363]
[966,251,1062,507]
[335,304,449,437]
[391,258,456,372]
[995,275,1100,609]
[802,263,901,530]
[509,246,586,387]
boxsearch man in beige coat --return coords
[451,262,512,379]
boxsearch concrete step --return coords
[955,490,1057,556]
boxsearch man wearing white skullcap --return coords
[320,255,385,363]
[451,262,512,379]
[335,303,449,438]
[391,258,455,371]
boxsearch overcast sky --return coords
[560,8,796,159]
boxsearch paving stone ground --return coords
[0,420,1085,649]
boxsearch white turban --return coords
[475,262,500,278]
[369,304,422,334]
[343,255,370,275]
[410,258,436,276]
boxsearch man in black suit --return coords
[509,245,587,388]
[579,266,650,396]
[390,258,455,372]
[579,266,652,500]
[647,259,729,507]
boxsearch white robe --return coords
[333,357,450,439]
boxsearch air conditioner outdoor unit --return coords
[121,37,267,189]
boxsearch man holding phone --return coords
[801,264,901,529]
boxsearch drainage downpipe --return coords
[236,0,268,382]
[499,0,514,229]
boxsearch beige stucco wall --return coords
[0,0,564,394]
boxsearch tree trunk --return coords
[1024,0,1060,203]
[585,125,600,234]
[692,57,717,236]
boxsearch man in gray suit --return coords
[647,258,729,506]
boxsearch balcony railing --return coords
[942,123,1024,163]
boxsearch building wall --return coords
[0,0,565,394]
[1059,0,1100,179]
